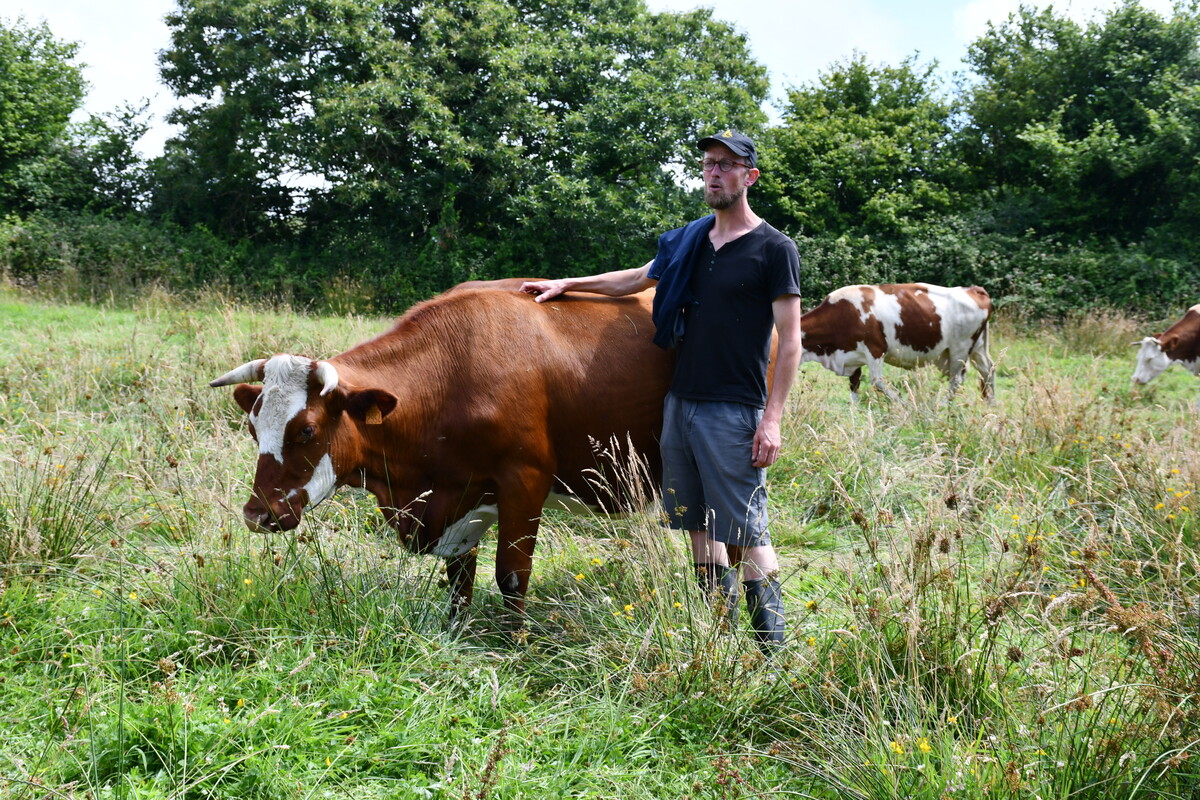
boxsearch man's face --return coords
[702,143,755,210]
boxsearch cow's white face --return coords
[212,355,398,533]
[1133,337,1171,385]
[248,356,338,508]
[252,356,316,463]
[211,354,343,532]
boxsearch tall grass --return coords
[1,286,1198,798]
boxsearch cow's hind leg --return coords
[848,367,863,403]
[946,352,968,395]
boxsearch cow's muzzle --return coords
[242,497,302,533]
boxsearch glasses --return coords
[700,157,751,173]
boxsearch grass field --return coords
[1,286,1199,799]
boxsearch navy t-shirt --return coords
[667,221,801,408]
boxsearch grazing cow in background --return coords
[210,279,674,618]
[1132,304,1200,398]
[799,283,995,402]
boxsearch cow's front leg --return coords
[446,549,478,620]
[494,471,552,621]
[868,359,901,402]
[495,522,538,619]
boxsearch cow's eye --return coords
[299,425,316,442]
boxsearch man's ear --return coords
[745,167,760,187]
[345,389,399,425]
[232,384,262,415]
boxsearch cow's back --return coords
[347,281,673,510]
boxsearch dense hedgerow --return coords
[5,212,1199,319]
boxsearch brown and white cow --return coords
[1132,304,1200,396]
[799,283,995,402]
[210,279,673,617]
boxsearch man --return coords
[520,130,802,649]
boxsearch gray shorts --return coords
[659,393,771,548]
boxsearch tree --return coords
[155,0,769,287]
[0,17,85,214]
[957,1,1200,243]
[755,54,961,241]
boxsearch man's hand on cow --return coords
[752,419,782,468]
[520,279,567,303]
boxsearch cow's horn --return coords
[209,359,266,387]
[314,361,339,396]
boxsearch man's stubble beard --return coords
[704,184,746,211]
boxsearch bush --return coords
[793,218,1200,319]
[4,209,1197,319]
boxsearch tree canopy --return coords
[3,0,1200,314]
[0,17,85,213]
[958,2,1200,246]
[154,0,769,285]
[756,54,962,241]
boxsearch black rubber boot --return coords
[743,577,786,650]
[694,562,739,627]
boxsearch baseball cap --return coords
[696,129,757,168]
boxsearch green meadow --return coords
[1,287,1198,799]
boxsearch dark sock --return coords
[743,577,786,650]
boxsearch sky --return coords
[0,0,1177,158]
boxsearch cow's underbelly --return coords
[812,349,868,376]
[883,344,945,370]
[430,503,499,558]
[424,491,609,558]
[544,491,607,516]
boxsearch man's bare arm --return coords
[520,261,655,302]
[753,294,803,468]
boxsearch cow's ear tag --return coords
[365,405,383,425]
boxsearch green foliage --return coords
[958,2,1200,243]
[154,0,769,281]
[17,105,156,218]
[757,54,963,241]
[7,1,1200,317]
[0,16,85,214]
